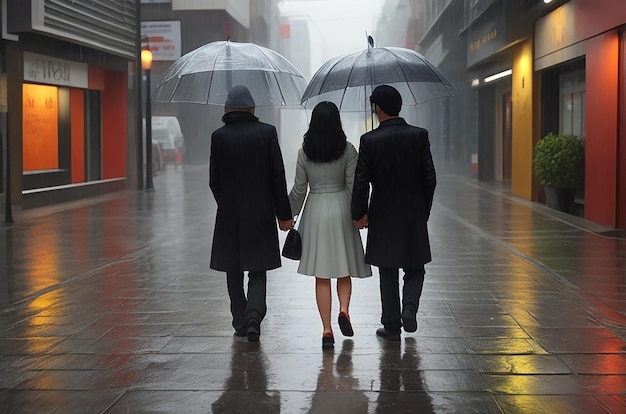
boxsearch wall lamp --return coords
[484,69,512,83]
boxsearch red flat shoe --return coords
[338,311,354,337]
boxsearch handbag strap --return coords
[292,190,308,230]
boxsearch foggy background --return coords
[144,0,457,189]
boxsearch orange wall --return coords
[88,66,105,91]
[574,0,626,42]
[22,84,59,171]
[585,32,619,226]
[102,69,127,179]
[511,40,535,199]
[620,36,626,229]
[71,89,85,183]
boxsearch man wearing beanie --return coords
[209,85,293,342]
[351,84,437,342]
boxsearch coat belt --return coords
[310,186,344,194]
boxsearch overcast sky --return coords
[279,0,383,75]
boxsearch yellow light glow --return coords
[22,84,59,171]
[141,49,153,70]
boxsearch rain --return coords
[2,1,626,413]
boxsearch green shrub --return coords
[532,133,584,189]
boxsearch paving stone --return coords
[1,166,625,413]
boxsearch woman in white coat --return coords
[289,101,372,349]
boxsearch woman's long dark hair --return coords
[303,101,347,162]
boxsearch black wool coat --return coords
[209,111,292,272]
[351,117,436,269]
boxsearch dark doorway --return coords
[478,84,496,181]
[0,113,5,195]
[502,93,512,181]
[85,90,102,181]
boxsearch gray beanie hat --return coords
[224,85,255,108]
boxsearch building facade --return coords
[413,0,471,170]
[1,0,141,213]
[0,0,281,216]
[535,0,626,228]
[412,0,625,229]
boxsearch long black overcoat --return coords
[351,118,436,269]
[209,111,292,272]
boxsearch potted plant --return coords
[532,133,585,213]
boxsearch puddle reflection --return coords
[212,341,280,414]
[308,340,368,413]
[375,338,434,413]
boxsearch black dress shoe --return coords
[338,311,354,337]
[402,305,418,333]
[376,327,401,342]
[234,330,247,337]
[322,332,335,350]
[247,320,260,342]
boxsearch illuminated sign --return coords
[141,21,182,61]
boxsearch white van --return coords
[148,116,184,167]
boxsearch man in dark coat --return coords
[210,85,293,342]
[351,85,436,342]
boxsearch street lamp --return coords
[141,40,154,190]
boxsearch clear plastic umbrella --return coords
[153,40,307,107]
[301,44,455,112]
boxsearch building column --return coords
[585,32,619,227]
[6,41,22,205]
[511,39,535,200]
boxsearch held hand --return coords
[278,218,294,231]
[353,215,368,229]
[353,218,364,229]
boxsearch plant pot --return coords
[544,187,576,213]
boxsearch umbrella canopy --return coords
[153,40,307,107]
[301,46,455,112]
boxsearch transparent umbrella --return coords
[153,40,307,107]
[301,41,455,112]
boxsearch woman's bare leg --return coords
[315,277,332,334]
[337,276,352,314]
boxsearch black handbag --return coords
[282,213,302,260]
[281,227,302,260]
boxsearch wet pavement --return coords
[1,163,626,413]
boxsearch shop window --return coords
[22,83,105,190]
[559,69,586,139]
[22,84,59,171]
[558,67,586,207]
[22,84,76,190]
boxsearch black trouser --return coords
[226,270,267,332]
[378,266,425,333]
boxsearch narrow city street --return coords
[1,164,625,413]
